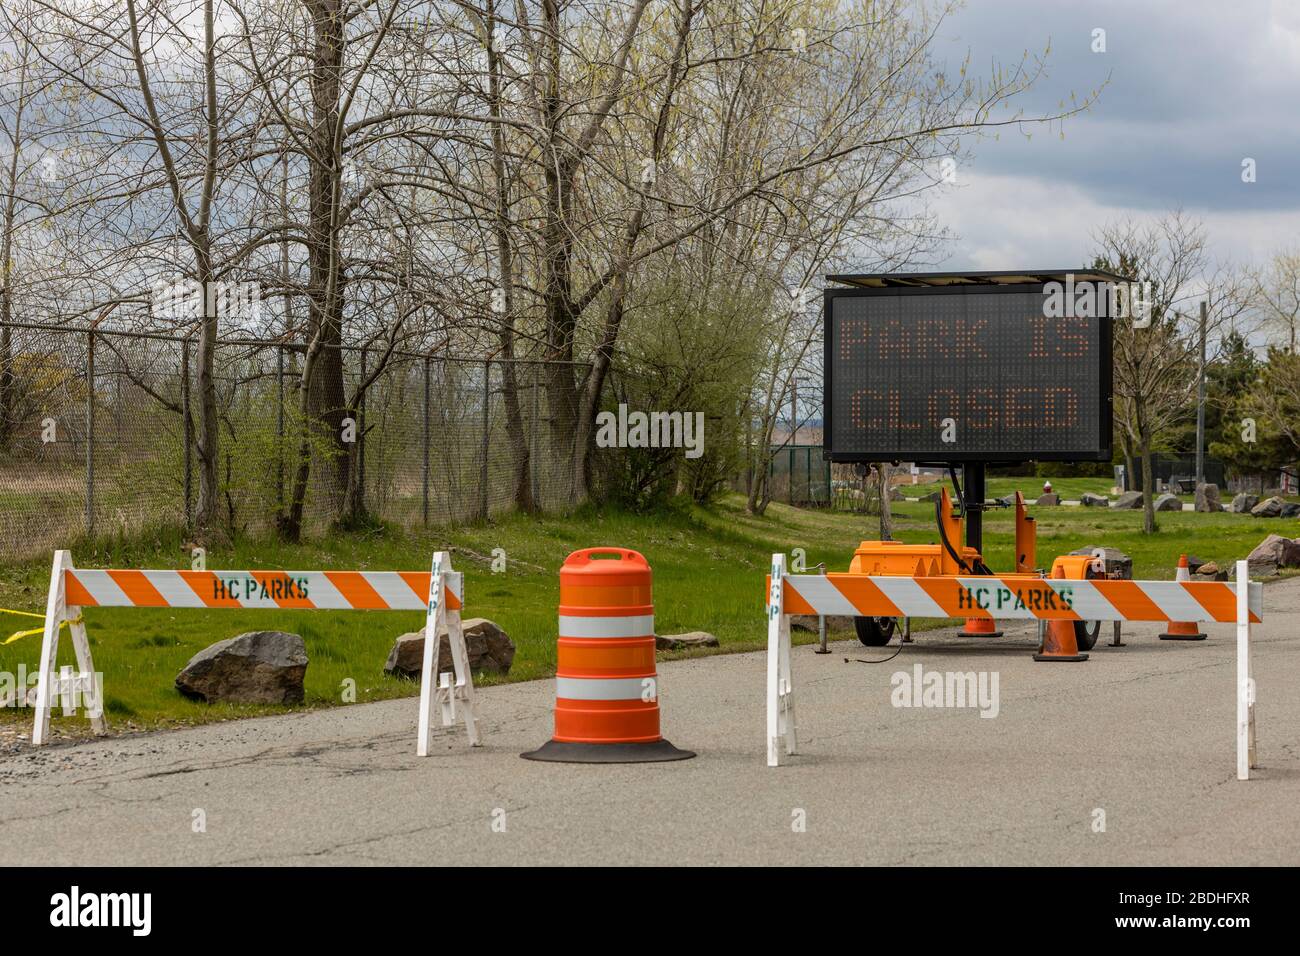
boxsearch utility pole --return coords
[1195,299,1207,486]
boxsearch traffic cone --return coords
[959,617,1003,637]
[522,548,694,764]
[1159,555,1207,641]
[1033,565,1089,662]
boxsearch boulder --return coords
[919,491,941,503]
[1035,492,1060,506]
[1067,546,1133,580]
[1245,534,1300,575]
[1194,483,1223,513]
[655,631,720,651]
[1154,493,1182,512]
[1110,491,1143,510]
[1283,503,1300,519]
[175,630,307,704]
[1250,495,1286,518]
[1230,493,1259,514]
[384,617,515,679]
[1081,492,1110,507]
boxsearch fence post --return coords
[480,359,490,521]
[358,347,367,514]
[422,355,431,527]
[84,329,95,538]
[182,338,192,530]
[530,368,540,509]
[276,343,284,510]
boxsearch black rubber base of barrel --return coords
[1032,652,1089,662]
[960,629,1004,638]
[520,738,696,764]
[1159,633,1207,641]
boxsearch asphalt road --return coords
[2,579,1297,866]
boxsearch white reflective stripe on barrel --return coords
[558,614,654,638]
[555,676,656,701]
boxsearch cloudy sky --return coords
[924,0,1300,274]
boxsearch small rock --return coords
[1194,483,1223,513]
[1081,492,1110,507]
[655,631,720,650]
[1230,493,1259,514]
[175,631,307,705]
[384,617,515,679]
[1251,495,1286,518]
[1110,490,1143,509]
[1193,561,1228,581]
[1154,493,1182,512]
[1068,546,1133,579]
[1035,492,1060,506]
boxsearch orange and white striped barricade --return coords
[764,553,1264,773]
[29,549,479,756]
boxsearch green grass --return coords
[1,489,1291,739]
[897,475,1116,500]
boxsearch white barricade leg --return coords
[1236,559,1253,780]
[68,609,107,735]
[417,554,480,755]
[444,596,480,747]
[767,553,796,767]
[31,550,71,747]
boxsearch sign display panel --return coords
[824,285,1112,462]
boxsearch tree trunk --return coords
[281,0,349,538]
[193,266,220,531]
[486,0,533,512]
[1139,432,1157,534]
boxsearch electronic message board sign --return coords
[824,282,1112,462]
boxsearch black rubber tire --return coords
[1075,620,1102,651]
[1074,561,1104,651]
[854,616,896,647]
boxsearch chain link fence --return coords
[0,322,585,561]
[764,444,832,507]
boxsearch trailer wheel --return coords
[1074,561,1105,651]
[1075,620,1102,651]
[854,616,896,647]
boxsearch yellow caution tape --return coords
[0,608,80,645]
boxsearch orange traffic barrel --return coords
[522,548,694,763]
[1159,554,1208,641]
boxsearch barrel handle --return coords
[564,547,647,567]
